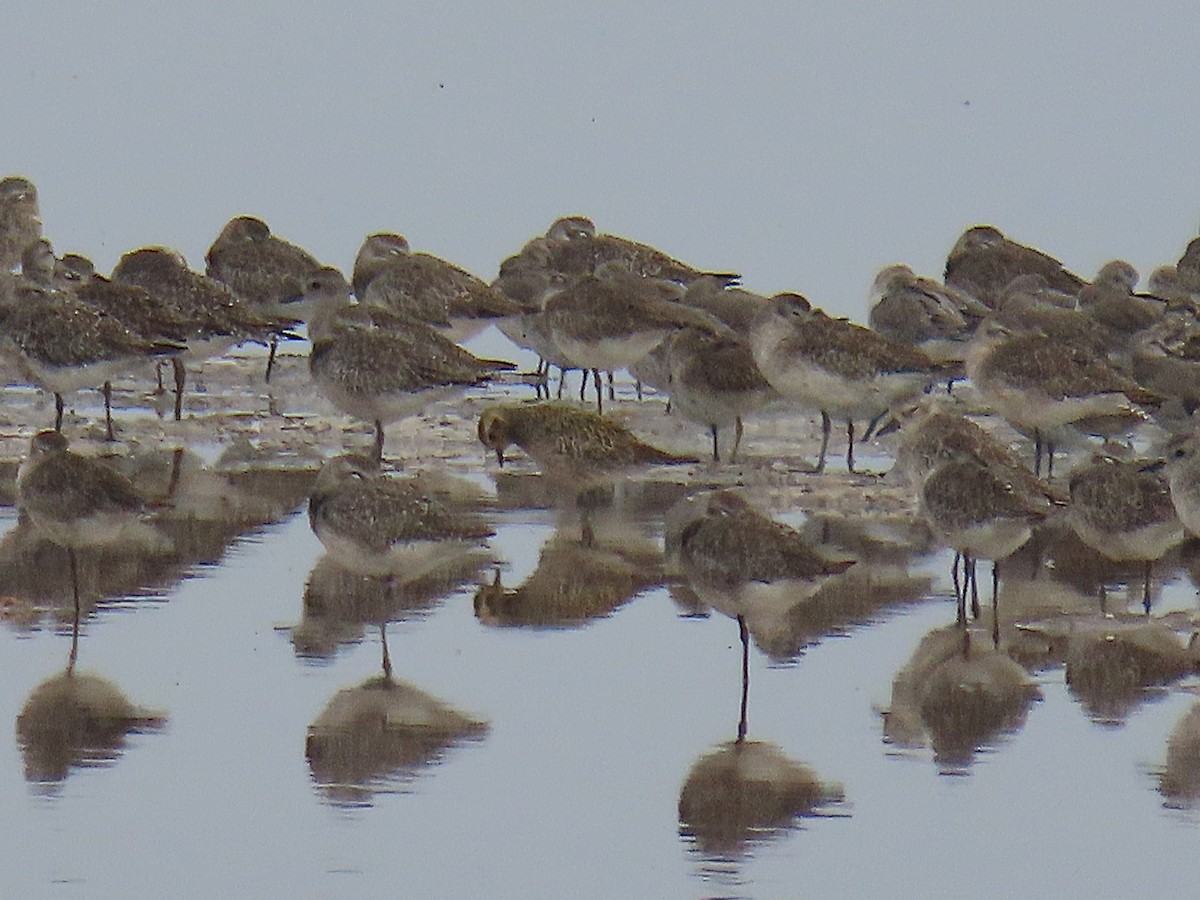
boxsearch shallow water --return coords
[2,446,1200,899]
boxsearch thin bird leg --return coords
[557,366,567,400]
[964,556,974,619]
[55,392,64,432]
[373,419,385,463]
[265,336,279,383]
[607,370,615,401]
[957,553,969,626]
[730,416,744,463]
[992,561,1001,649]
[737,615,750,744]
[635,378,643,401]
[155,360,165,394]
[951,551,962,613]
[862,409,887,442]
[1143,560,1152,615]
[710,424,720,463]
[103,381,115,442]
[68,547,80,675]
[846,419,857,473]
[1034,431,1043,478]
[813,411,831,474]
[380,623,393,679]
[172,357,186,422]
[593,369,604,415]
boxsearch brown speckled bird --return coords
[353,233,520,343]
[476,401,697,479]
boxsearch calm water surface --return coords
[2,458,1199,899]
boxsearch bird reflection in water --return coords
[475,506,663,629]
[16,588,164,788]
[305,623,488,808]
[882,625,1040,770]
[1064,623,1200,724]
[293,550,492,660]
[1159,702,1200,808]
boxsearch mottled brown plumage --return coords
[666,328,772,462]
[944,225,1086,306]
[544,215,738,285]
[205,215,320,313]
[353,233,520,336]
[476,402,697,475]
[674,491,853,592]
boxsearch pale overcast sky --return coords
[4,2,1198,319]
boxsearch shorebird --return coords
[1067,456,1184,612]
[992,275,1120,359]
[205,215,321,380]
[353,233,521,343]
[541,269,728,412]
[2,240,183,438]
[667,490,853,739]
[308,453,494,579]
[890,397,1058,497]
[943,224,1086,307]
[631,277,769,403]
[1077,260,1166,339]
[16,430,168,619]
[665,327,773,462]
[477,401,696,482]
[0,175,41,272]
[749,292,940,473]
[965,320,1159,476]
[306,267,509,461]
[543,215,738,286]
[112,246,297,420]
[920,449,1054,634]
[54,253,195,417]
[868,264,984,366]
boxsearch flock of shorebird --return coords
[8,170,1200,692]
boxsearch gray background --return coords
[6,2,1196,316]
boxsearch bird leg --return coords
[264,336,279,383]
[846,419,857,473]
[992,561,1001,649]
[373,419,385,463]
[964,556,974,619]
[710,424,720,463]
[172,357,186,422]
[737,614,750,744]
[812,411,831,474]
[862,410,887,442]
[1143,560,1152,615]
[55,392,64,432]
[103,381,115,441]
[730,416,744,463]
[952,551,963,619]
[68,547,80,676]
[380,623,393,680]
